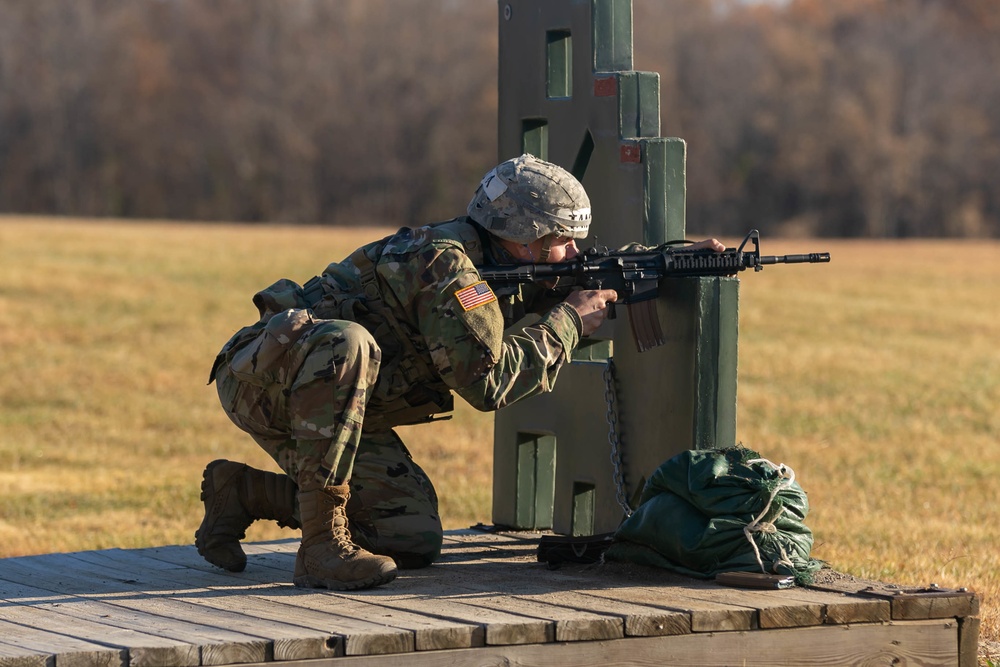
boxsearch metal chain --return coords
[603,358,633,517]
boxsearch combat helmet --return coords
[467,154,591,244]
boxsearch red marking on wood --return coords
[620,143,641,163]
[594,76,617,97]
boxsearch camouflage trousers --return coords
[214,308,443,567]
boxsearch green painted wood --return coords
[496,0,740,535]
[618,72,660,139]
[693,277,740,449]
[522,119,549,159]
[592,0,632,71]
[535,436,557,528]
[546,30,573,99]
[642,137,686,245]
[571,482,596,536]
[515,435,539,527]
[515,433,557,529]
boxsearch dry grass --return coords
[735,235,1000,657]
[1,217,997,653]
[0,216,492,554]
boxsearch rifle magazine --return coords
[627,300,665,352]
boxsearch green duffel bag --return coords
[604,446,822,584]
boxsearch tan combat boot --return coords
[293,483,398,590]
[195,459,300,572]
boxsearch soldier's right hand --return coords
[563,289,618,337]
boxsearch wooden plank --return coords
[230,619,960,667]
[0,638,52,667]
[67,548,399,658]
[549,577,753,632]
[0,590,193,667]
[332,592,551,647]
[230,535,870,630]
[536,557,890,629]
[425,554,751,634]
[362,541,692,638]
[247,547,626,644]
[429,590,620,643]
[438,533,823,632]
[0,555,269,666]
[259,533,964,637]
[0,642,117,667]
[129,545,478,654]
[402,538,685,631]
[807,570,980,620]
[169,542,614,647]
[0,533,970,667]
[23,548,412,660]
[295,587,544,649]
[575,568,887,628]
[130,544,482,654]
[769,586,891,625]
[243,541,639,645]
[508,587,691,637]
[958,615,981,667]
[626,579,824,629]
[207,549,558,647]
[0,578,202,663]
[0,617,124,667]
[887,592,979,621]
[445,532,878,625]
[140,587,351,661]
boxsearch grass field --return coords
[1,216,998,659]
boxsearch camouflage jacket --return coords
[243,217,582,428]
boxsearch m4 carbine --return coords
[478,229,830,352]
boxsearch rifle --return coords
[477,229,830,352]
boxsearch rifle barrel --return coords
[759,252,831,265]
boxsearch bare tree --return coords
[1,0,997,236]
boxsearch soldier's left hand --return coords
[688,238,725,252]
[564,288,618,337]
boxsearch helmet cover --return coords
[467,154,591,244]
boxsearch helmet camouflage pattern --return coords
[467,154,592,244]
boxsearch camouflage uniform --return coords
[210,217,582,566]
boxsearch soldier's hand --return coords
[564,289,618,337]
[687,238,726,252]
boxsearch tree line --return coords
[0,0,997,237]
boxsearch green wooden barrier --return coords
[492,0,739,536]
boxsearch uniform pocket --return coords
[216,366,286,435]
[215,308,319,436]
[229,308,317,386]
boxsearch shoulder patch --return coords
[454,281,497,312]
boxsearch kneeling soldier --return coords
[197,155,619,590]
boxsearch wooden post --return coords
[492,0,739,535]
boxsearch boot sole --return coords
[293,569,398,591]
[194,459,248,573]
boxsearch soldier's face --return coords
[501,235,579,263]
[540,236,579,263]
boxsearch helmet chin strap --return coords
[538,235,553,262]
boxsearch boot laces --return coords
[330,512,360,552]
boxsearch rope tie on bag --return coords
[743,458,797,574]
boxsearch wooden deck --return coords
[0,529,979,667]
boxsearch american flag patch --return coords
[454,281,497,312]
